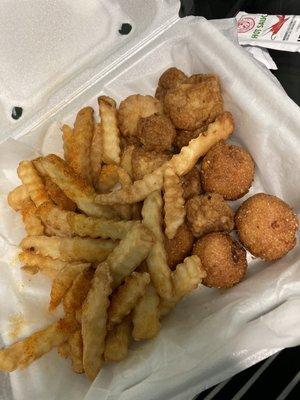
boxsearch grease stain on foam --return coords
[8,313,26,340]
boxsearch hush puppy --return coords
[164,224,194,270]
[186,193,234,238]
[235,193,298,261]
[201,141,255,200]
[155,67,187,101]
[193,232,247,288]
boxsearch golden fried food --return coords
[63,268,94,315]
[95,112,234,205]
[131,147,170,181]
[235,193,298,261]
[104,316,131,362]
[97,164,132,193]
[120,145,134,179]
[163,166,185,239]
[44,176,77,211]
[7,185,29,211]
[118,94,161,137]
[174,125,207,151]
[193,233,247,288]
[68,107,94,183]
[164,81,223,131]
[132,284,160,341]
[201,141,255,200]
[20,199,45,236]
[82,262,112,380]
[61,124,73,164]
[108,272,150,329]
[68,330,84,374]
[181,166,202,200]
[155,67,187,101]
[90,122,103,188]
[98,96,121,165]
[164,223,194,270]
[142,191,173,300]
[136,114,176,152]
[184,73,221,86]
[186,193,234,238]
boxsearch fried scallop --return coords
[164,224,194,270]
[136,113,176,152]
[164,81,223,131]
[186,193,234,238]
[174,125,207,151]
[181,166,202,200]
[118,95,162,137]
[201,141,255,200]
[193,232,247,288]
[131,147,170,181]
[155,67,187,101]
[235,193,298,261]
[184,73,221,86]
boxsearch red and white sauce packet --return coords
[236,12,300,52]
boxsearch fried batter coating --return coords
[193,233,247,288]
[182,166,202,200]
[164,224,194,270]
[186,193,234,238]
[201,141,255,200]
[184,74,221,86]
[131,147,170,181]
[136,114,176,152]
[155,67,187,101]
[174,125,206,151]
[235,193,298,261]
[164,82,223,131]
[118,95,162,137]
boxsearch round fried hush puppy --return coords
[235,193,298,261]
[186,193,234,238]
[155,67,187,101]
[164,82,223,131]
[118,94,162,137]
[164,224,194,270]
[201,141,255,200]
[136,113,176,152]
[193,233,247,288]
[182,166,202,200]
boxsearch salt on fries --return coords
[1,68,236,382]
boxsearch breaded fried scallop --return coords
[131,147,170,181]
[193,232,247,288]
[136,114,176,152]
[235,193,298,261]
[181,166,202,200]
[186,193,234,238]
[164,224,194,270]
[174,125,207,151]
[155,67,187,101]
[164,81,223,131]
[201,141,255,200]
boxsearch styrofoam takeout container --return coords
[0,1,299,400]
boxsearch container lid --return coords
[0,0,180,140]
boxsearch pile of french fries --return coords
[0,78,234,380]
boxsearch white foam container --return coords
[0,1,300,400]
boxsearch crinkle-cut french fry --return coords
[106,223,154,288]
[7,185,29,211]
[36,154,119,220]
[76,309,82,324]
[163,167,185,239]
[67,212,138,239]
[57,341,70,359]
[49,262,90,310]
[17,160,50,207]
[21,199,45,236]
[37,202,71,237]
[108,272,150,330]
[104,316,131,362]
[159,255,206,317]
[19,251,69,279]
[44,176,76,211]
[98,96,120,165]
[90,123,103,188]
[68,107,94,183]
[0,317,77,372]
[142,191,173,300]
[68,330,84,374]
[97,165,132,194]
[94,112,234,204]
[61,124,73,164]
[20,236,116,262]
[120,145,134,179]
[82,262,112,380]
[132,284,160,341]
[63,268,94,314]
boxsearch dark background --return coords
[180,0,300,106]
